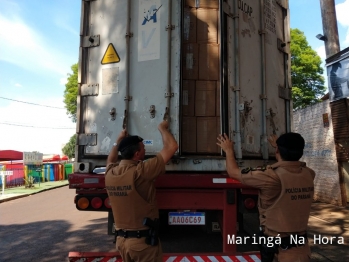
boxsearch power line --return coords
[0,96,66,109]
[0,122,75,129]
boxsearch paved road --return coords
[0,186,114,262]
[0,185,258,261]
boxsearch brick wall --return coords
[293,100,342,205]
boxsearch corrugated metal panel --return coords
[76,0,291,171]
[330,99,349,161]
[81,0,180,156]
[232,0,290,157]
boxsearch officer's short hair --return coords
[120,143,141,159]
[276,132,305,161]
[118,136,143,159]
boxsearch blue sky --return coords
[291,0,349,65]
[0,0,80,155]
[0,0,348,155]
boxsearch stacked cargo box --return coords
[181,0,220,154]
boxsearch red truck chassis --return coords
[69,172,259,256]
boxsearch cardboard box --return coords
[199,44,219,80]
[197,117,219,153]
[182,80,195,116]
[183,8,197,43]
[195,81,216,116]
[183,43,199,80]
[185,0,219,9]
[216,81,220,116]
[197,9,218,43]
[182,117,197,153]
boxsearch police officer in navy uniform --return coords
[105,120,178,262]
[217,132,315,262]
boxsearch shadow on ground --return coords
[0,218,115,262]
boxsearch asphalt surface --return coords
[0,181,348,261]
[0,185,114,262]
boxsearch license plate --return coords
[168,212,205,225]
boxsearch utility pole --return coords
[319,0,340,58]
[320,1,348,207]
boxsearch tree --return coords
[63,63,78,122]
[290,28,326,110]
[62,134,76,160]
[63,63,78,159]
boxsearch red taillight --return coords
[104,197,111,208]
[244,198,256,209]
[91,197,103,209]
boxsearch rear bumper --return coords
[68,251,261,261]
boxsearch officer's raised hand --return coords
[158,120,169,131]
[217,133,240,178]
[117,129,128,143]
[158,119,178,164]
[267,134,278,148]
[217,133,234,154]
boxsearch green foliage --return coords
[63,63,78,158]
[24,176,35,188]
[63,63,78,122]
[62,134,76,159]
[290,28,326,110]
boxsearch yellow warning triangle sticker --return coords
[101,43,120,64]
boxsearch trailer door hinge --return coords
[81,84,99,96]
[78,133,97,146]
[124,96,132,101]
[278,85,291,100]
[277,38,288,53]
[193,159,202,164]
[109,108,116,121]
[82,35,100,47]
[276,0,287,10]
[165,25,175,31]
[231,86,240,91]
[259,94,267,100]
[222,2,234,18]
[222,2,239,19]
[149,105,156,119]
[165,92,174,98]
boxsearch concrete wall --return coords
[293,100,342,205]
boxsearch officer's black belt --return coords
[115,229,149,238]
